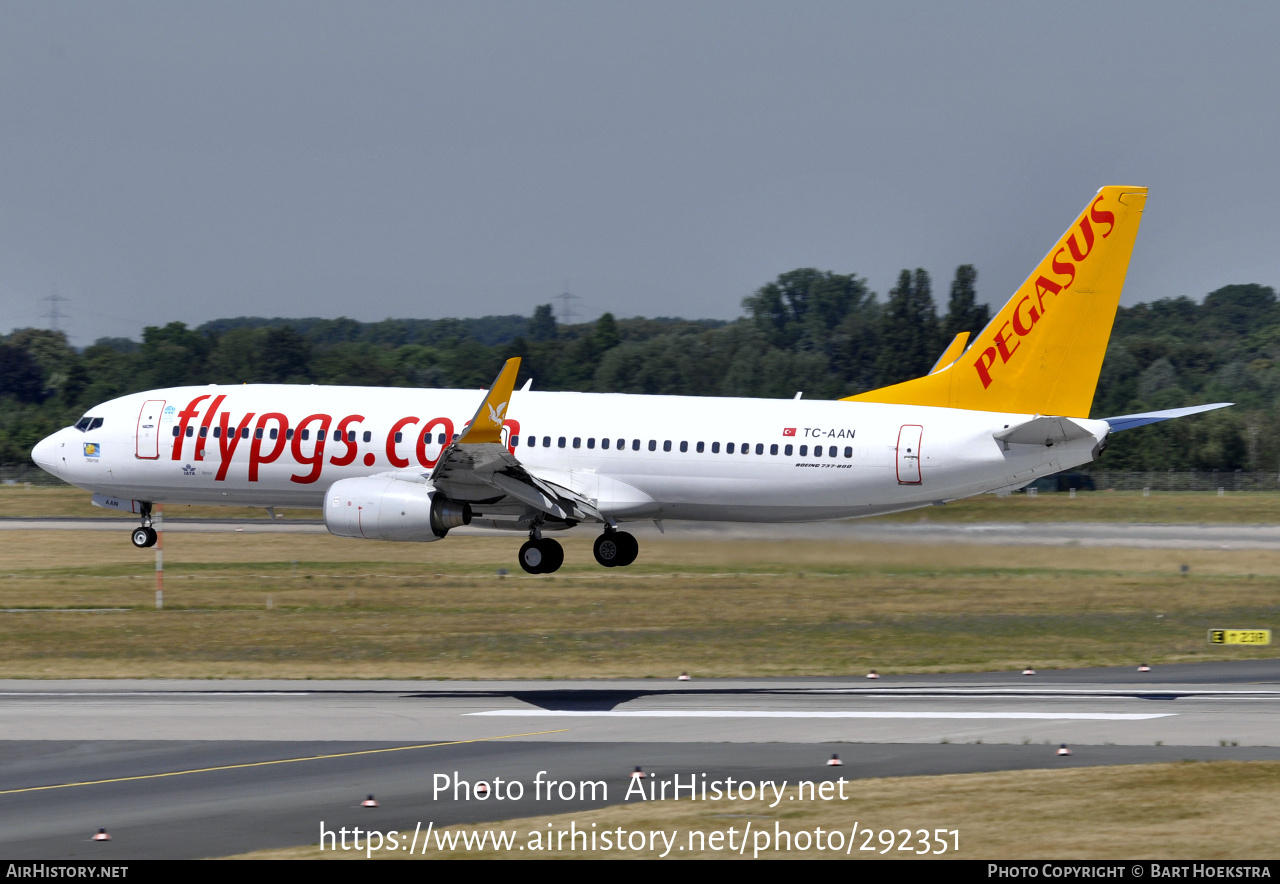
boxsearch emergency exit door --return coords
[896,424,923,484]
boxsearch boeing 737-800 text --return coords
[30,187,1228,573]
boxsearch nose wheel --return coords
[518,537,564,574]
[130,502,157,548]
[131,526,157,548]
[593,530,638,567]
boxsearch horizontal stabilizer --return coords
[994,416,1094,447]
[1103,403,1233,432]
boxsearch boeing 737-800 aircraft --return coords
[31,187,1227,573]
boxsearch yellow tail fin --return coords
[845,186,1147,417]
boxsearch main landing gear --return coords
[518,526,564,575]
[593,527,638,568]
[515,525,640,573]
[130,502,157,549]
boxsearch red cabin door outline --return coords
[136,399,165,459]
[896,424,923,484]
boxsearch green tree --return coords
[260,326,313,383]
[528,304,558,342]
[942,264,990,343]
[876,269,940,386]
[0,343,47,403]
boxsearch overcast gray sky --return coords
[2,1,1278,345]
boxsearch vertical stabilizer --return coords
[846,186,1147,417]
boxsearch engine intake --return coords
[324,476,471,541]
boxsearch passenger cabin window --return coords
[199,426,208,437]
[573,437,581,449]
[511,435,520,447]
[254,428,263,440]
[726,443,734,454]
[648,440,657,451]
[269,428,278,440]
[186,426,194,437]
[394,432,402,443]
[287,429,295,440]
[240,427,249,439]
[844,446,853,458]
[680,441,688,453]
[601,438,610,450]
[616,438,624,450]
[438,433,446,444]
[663,440,671,452]
[712,442,720,453]
[213,427,222,438]
[587,438,595,449]
[741,442,749,454]
[696,441,704,453]
[814,445,822,457]
[301,430,310,441]
[543,436,551,447]
[799,445,808,456]
[785,444,793,456]
[829,445,838,457]
[363,431,372,443]
[632,439,640,451]
[755,443,764,455]
[558,437,566,448]
[348,430,356,442]
[770,444,778,455]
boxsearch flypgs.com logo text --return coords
[972,196,1116,389]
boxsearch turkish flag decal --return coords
[782,428,796,437]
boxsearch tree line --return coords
[1,267,1275,474]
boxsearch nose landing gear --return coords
[593,528,638,568]
[130,503,157,548]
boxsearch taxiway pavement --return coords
[0,661,1277,858]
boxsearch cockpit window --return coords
[73,418,91,431]
[89,417,104,431]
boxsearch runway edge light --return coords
[92,828,111,841]
[361,795,379,808]
[828,754,843,766]
[1056,744,1072,756]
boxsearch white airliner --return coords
[31,187,1227,573]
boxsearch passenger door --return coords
[136,399,165,459]
[896,424,923,484]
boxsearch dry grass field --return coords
[238,761,1280,860]
[5,484,1280,523]
[0,522,1275,678]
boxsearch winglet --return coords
[929,332,970,375]
[458,357,522,444]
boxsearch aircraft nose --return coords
[31,433,60,476]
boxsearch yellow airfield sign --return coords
[1208,629,1271,645]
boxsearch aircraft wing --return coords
[1102,403,1233,432]
[426,357,604,526]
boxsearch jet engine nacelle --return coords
[324,476,471,542]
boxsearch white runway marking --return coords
[470,710,1175,721]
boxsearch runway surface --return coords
[7,516,1280,549]
[1,660,1278,858]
